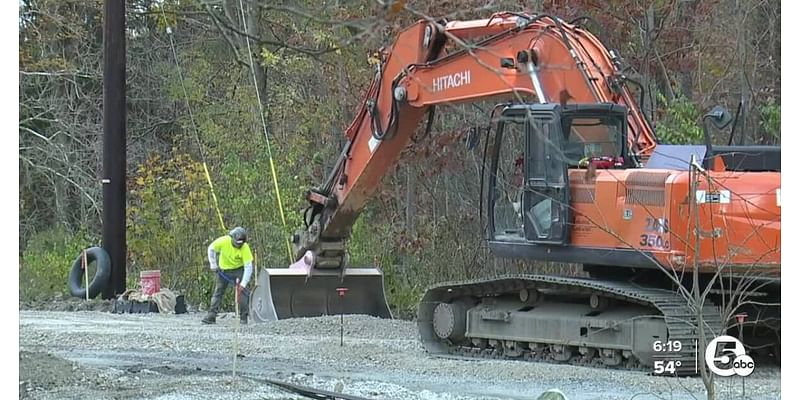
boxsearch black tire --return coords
[68,247,111,299]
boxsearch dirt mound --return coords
[19,351,109,399]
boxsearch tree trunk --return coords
[246,1,268,107]
[676,0,695,99]
[641,4,655,119]
[222,0,241,37]
[691,160,715,400]
[736,0,750,145]
[648,5,674,102]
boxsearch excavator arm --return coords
[297,13,656,266]
[251,12,659,322]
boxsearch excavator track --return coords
[418,275,725,376]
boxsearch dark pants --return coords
[208,268,249,320]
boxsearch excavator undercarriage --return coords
[418,275,724,375]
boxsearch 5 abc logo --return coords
[705,335,755,377]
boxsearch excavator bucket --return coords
[249,265,393,322]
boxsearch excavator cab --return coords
[489,103,628,247]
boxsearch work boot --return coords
[240,315,248,325]
[201,313,216,324]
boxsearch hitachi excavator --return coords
[250,12,780,375]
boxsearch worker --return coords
[202,226,253,325]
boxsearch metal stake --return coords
[233,277,240,379]
[736,313,748,397]
[336,288,348,346]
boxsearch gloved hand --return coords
[210,262,219,271]
[236,283,246,299]
[235,280,247,299]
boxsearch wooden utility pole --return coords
[101,0,127,299]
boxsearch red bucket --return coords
[140,270,161,295]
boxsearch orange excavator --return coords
[250,12,780,375]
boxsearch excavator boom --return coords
[252,13,658,322]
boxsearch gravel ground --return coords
[19,310,780,399]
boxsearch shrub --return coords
[655,94,705,145]
[20,227,94,301]
[759,101,780,142]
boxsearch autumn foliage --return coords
[19,1,779,313]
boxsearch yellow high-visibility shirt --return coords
[211,235,253,270]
